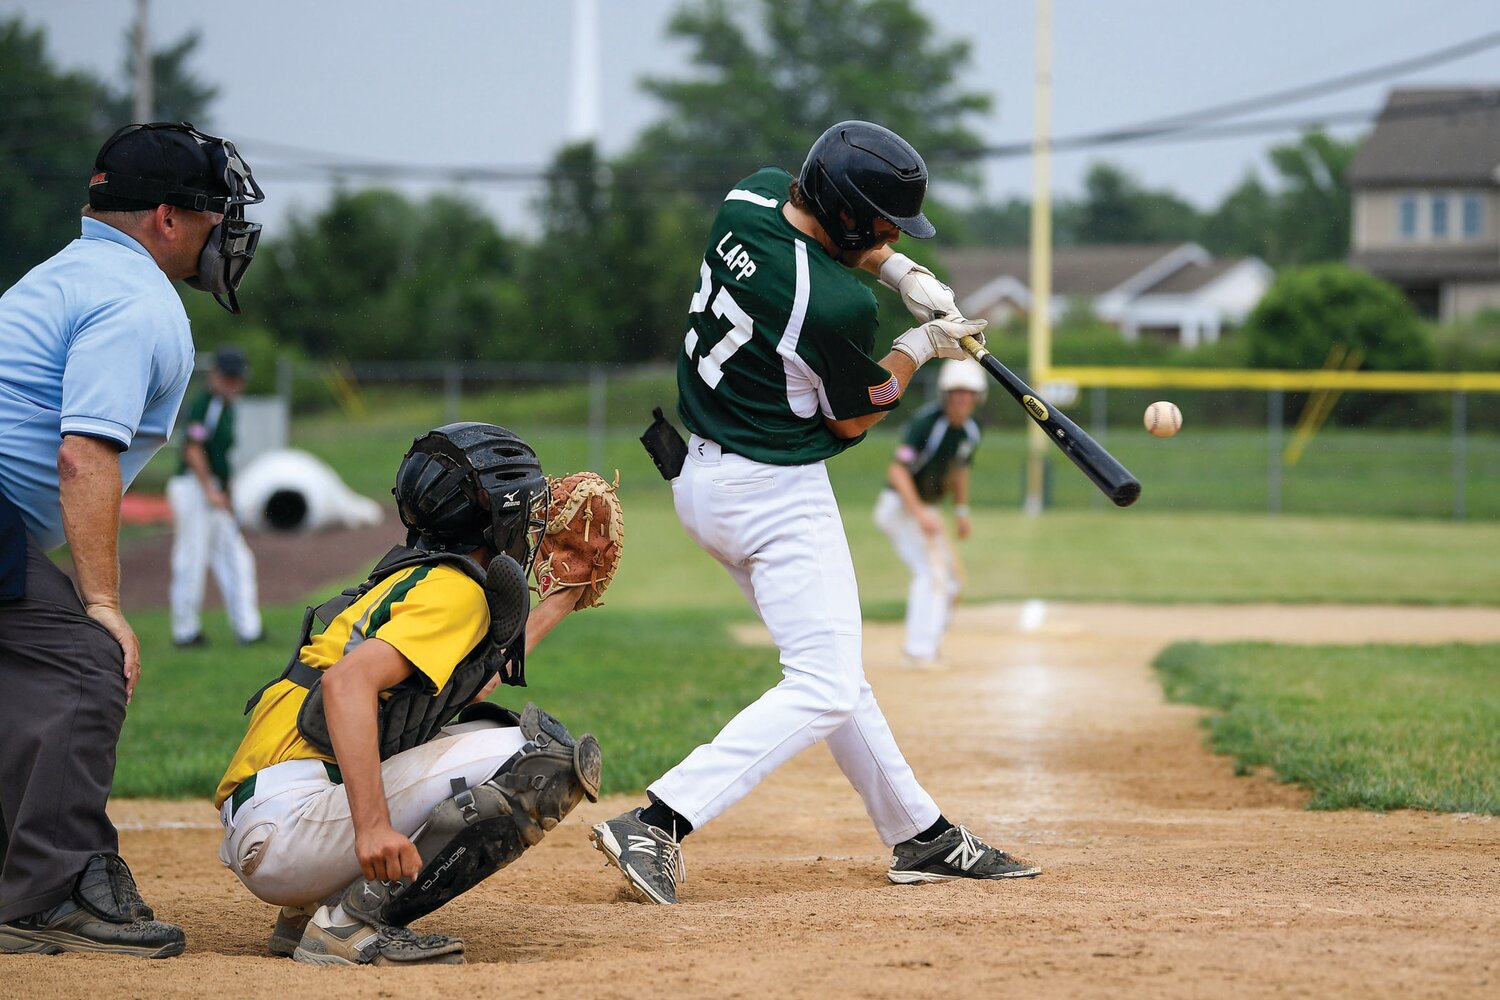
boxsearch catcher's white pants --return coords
[649,436,941,847]
[168,474,261,643]
[873,489,960,661]
[217,722,530,906]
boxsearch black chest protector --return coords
[243,544,529,761]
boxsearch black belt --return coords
[229,760,342,818]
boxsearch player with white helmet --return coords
[874,358,987,668]
[594,122,1040,903]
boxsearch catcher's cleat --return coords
[590,809,685,905]
[291,906,464,966]
[0,900,185,958]
[267,903,315,957]
[887,825,1042,883]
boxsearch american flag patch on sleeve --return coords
[868,375,900,405]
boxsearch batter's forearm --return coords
[824,351,921,439]
[57,434,123,609]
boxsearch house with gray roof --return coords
[1347,88,1500,320]
[940,243,1271,348]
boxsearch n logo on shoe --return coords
[626,835,659,856]
[945,829,985,871]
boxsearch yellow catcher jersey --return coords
[213,563,489,807]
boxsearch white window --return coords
[1462,194,1483,240]
[1431,195,1450,239]
[1398,194,1418,239]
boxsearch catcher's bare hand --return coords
[355,822,422,883]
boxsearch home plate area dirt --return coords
[5,603,1497,999]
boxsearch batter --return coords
[592,121,1041,904]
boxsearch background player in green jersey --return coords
[874,359,988,668]
[592,122,1040,902]
[168,345,261,646]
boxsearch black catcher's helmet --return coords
[797,121,935,251]
[393,423,548,571]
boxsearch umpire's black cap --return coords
[88,123,226,213]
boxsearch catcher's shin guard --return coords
[343,704,601,927]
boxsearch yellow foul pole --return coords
[1025,0,1054,515]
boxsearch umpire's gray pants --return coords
[0,535,127,923]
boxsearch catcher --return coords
[213,422,622,965]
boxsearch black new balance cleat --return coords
[590,808,685,904]
[887,825,1042,883]
[0,900,185,958]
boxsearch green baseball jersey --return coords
[894,402,980,503]
[176,390,236,488]
[676,167,900,466]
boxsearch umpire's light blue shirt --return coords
[0,217,193,551]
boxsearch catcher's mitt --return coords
[534,471,623,609]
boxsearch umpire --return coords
[0,122,264,957]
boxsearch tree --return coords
[1243,263,1433,424]
[1263,129,1355,266]
[631,0,991,204]
[1074,162,1202,245]
[1201,172,1273,259]
[523,143,705,363]
[102,28,219,126]
[0,19,107,291]
[247,188,524,362]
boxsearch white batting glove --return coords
[891,318,988,367]
[880,253,960,323]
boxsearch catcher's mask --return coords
[393,423,548,572]
[89,121,266,314]
[797,120,934,252]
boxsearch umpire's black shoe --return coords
[0,899,185,958]
[887,825,1042,883]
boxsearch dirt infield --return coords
[4,603,1497,999]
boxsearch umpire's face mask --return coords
[183,137,264,314]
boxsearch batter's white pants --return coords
[873,489,960,661]
[649,436,941,847]
[217,721,530,906]
[168,474,261,643]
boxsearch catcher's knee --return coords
[343,704,600,928]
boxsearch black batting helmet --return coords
[797,121,935,251]
[393,423,548,571]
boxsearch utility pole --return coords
[132,0,153,122]
[1024,0,1054,516]
[567,0,601,144]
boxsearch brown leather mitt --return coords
[533,471,623,609]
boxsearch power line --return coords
[1121,28,1500,131]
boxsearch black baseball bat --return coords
[960,336,1141,507]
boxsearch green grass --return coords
[130,383,1500,521]
[111,390,1500,802]
[1154,641,1500,813]
[117,605,775,799]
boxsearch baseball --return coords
[1144,400,1182,438]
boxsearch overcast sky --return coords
[8,0,1500,234]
